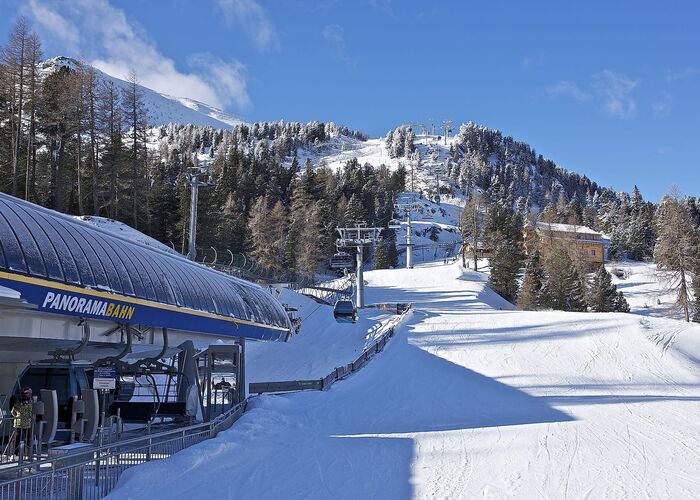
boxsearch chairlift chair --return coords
[388,219,402,229]
[333,299,358,324]
[330,251,353,270]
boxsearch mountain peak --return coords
[40,56,246,129]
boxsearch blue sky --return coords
[1,0,698,200]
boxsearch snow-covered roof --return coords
[534,222,600,235]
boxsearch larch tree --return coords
[3,17,29,196]
[99,79,124,218]
[23,32,41,201]
[248,197,287,272]
[653,190,699,322]
[121,69,148,228]
[82,64,100,213]
[460,191,485,270]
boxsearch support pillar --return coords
[406,213,413,269]
[356,245,364,308]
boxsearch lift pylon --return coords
[394,192,422,269]
[335,225,383,308]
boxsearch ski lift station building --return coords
[0,192,292,415]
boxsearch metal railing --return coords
[0,400,247,499]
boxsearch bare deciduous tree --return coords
[653,188,699,322]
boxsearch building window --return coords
[591,249,596,256]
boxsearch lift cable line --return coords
[335,225,383,308]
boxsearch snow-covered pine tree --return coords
[345,193,365,224]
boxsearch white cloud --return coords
[188,54,250,110]
[546,70,638,119]
[23,0,250,110]
[216,0,277,51]
[546,81,590,101]
[322,24,355,69]
[25,0,79,50]
[592,70,638,119]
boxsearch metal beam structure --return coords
[186,165,215,261]
[335,225,383,308]
[394,192,422,269]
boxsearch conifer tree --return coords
[518,250,544,310]
[567,269,588,312]
[693,261,700,323]
[374,242,389,270]
[460,192,485,270]
[345,193,364,224]
[588,265,618,312]
[542,246,586,311]
[485,202,524,303]
[613,291,630,313]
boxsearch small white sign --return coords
[93,366,118,390]
[93,378,116,390]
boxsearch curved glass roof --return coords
[0,193,291,336]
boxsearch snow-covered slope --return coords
[41,57,244,128]
[246,288,396,382]
[607,260,690,319]
[110,262,700,499]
